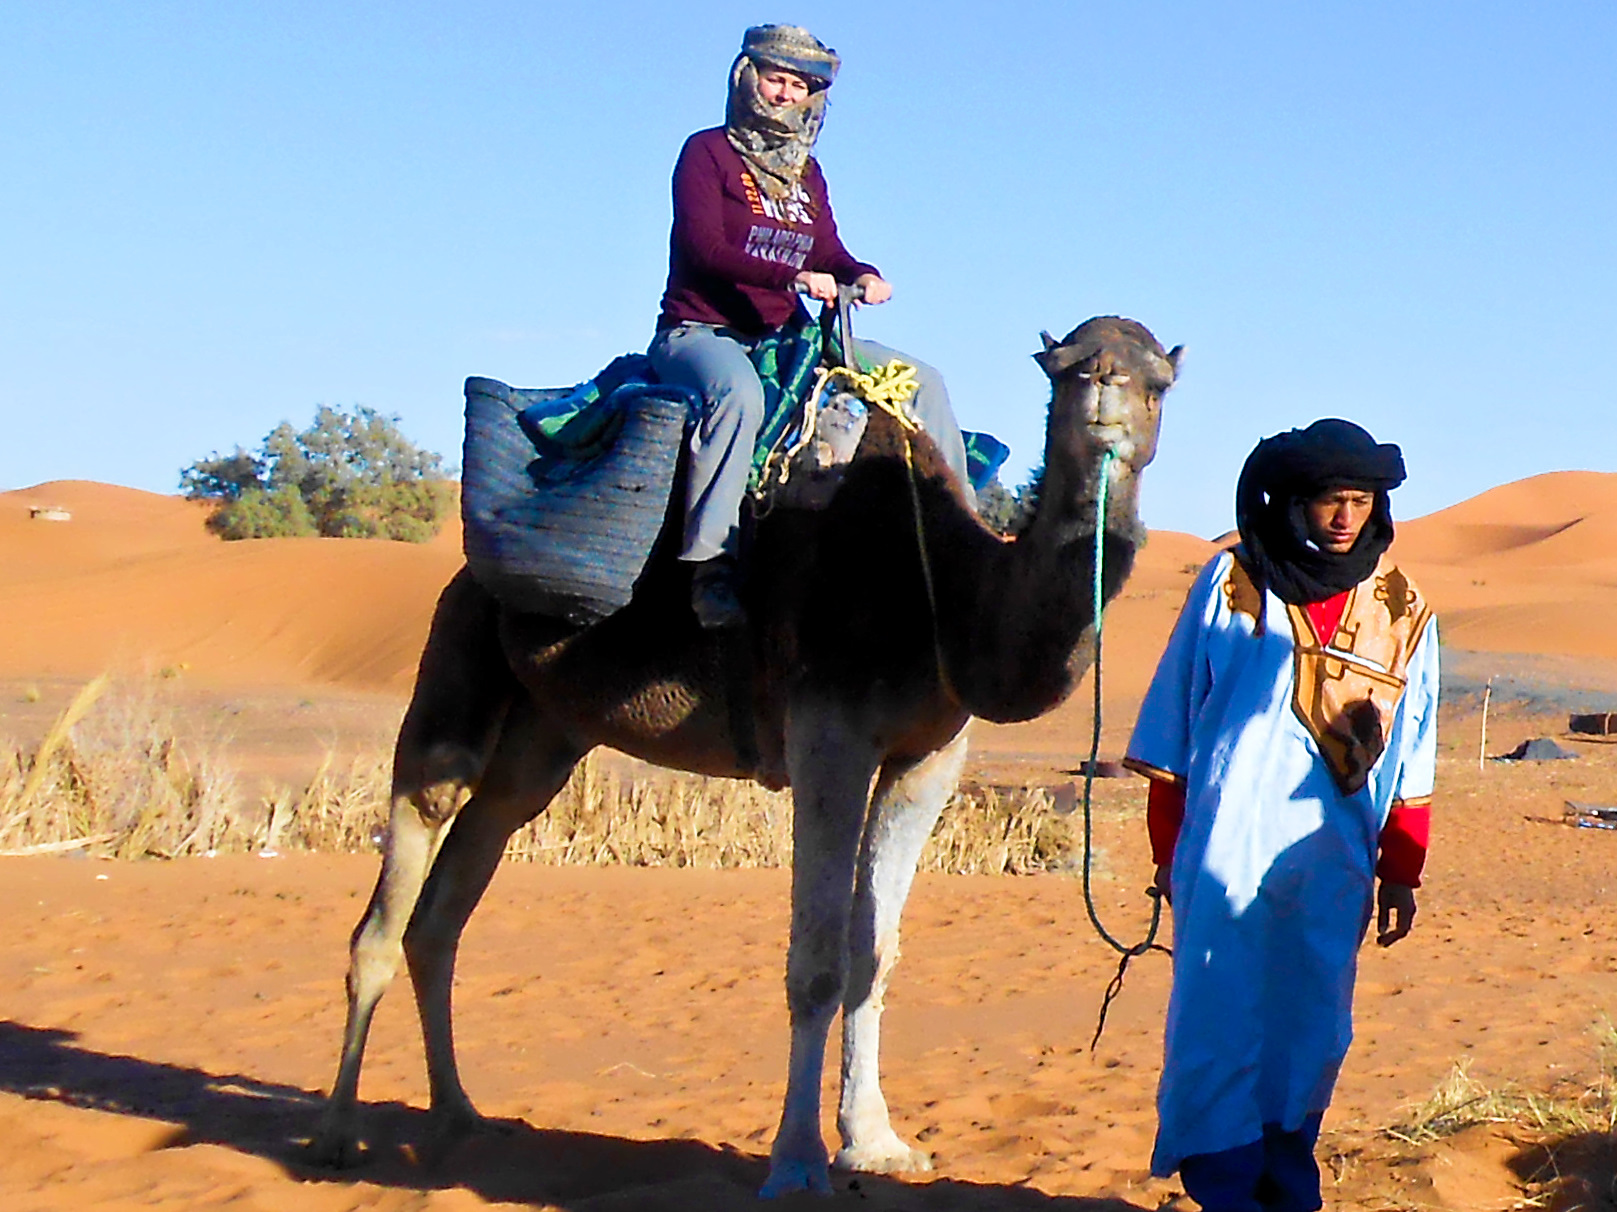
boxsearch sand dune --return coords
[6,469,1613,787]
[0,481,462,691]
[1394,471,1617,659]
[3,469,1615,695]
[3,469,1614,705]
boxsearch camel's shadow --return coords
[0,1020,1149,1210]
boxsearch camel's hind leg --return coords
[311,572,513,1166]
[402,698,582,1151]
[836,724,969,1175]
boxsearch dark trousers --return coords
[1178,1113,1324,1212]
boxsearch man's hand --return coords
[854,273,892,305]
[1153,863,1173,906]
[1376,881,1416,947]
[793,270,838,302]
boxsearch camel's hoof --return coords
[759,1156,835,1198]
[305,1123,365,1170]
[420,1102,509,1165]
[835,1134,933,1175]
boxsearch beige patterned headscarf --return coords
[724,25,840,201]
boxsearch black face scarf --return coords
[1235,418,1406,606]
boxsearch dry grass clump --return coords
[1388,1025,1617,1146]
[0,676,241,858]
[920,783,1082,875]
[498,763,1087,873]
[503,757,792,867]
[1,676,1106,873]
[260,751,391,854]
[0,677,392,858]
[1365,1029,1617,1211]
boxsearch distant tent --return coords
[1498,737,1579,761]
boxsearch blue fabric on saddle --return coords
[462,311,1010,624]
[963,431,1010,491]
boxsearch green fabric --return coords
[516,355,654,465]
[745,308,826,490]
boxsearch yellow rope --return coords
[756,359,921,499]
[821,359,921,428]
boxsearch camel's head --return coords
[1034,316,1182,482]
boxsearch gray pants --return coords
[648,321,972,562]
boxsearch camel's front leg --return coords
[761,697,883,1198]
[837,725,968,1175]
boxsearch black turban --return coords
[1235,418,1406,606]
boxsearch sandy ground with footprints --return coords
[1,474,1615,1209]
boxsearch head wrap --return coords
[1235,418,1406,606]
[724,25,840,201]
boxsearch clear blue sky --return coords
[3,1,1613,535]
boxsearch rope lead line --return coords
[1082,448,1171,1051]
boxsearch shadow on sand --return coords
[1509,1131,1617,1211]
[0,1020,1151,1210]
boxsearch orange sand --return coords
[1,472,1615,1209]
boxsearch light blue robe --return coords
[1125,550,1439,1175]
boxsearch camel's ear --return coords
[1167,345,1185,376]
[1040,330,1060,352]
[1034,341,1085,378]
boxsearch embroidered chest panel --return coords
[1224,556,1434,794]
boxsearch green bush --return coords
[209,485,319,539]
[181,406,452,542]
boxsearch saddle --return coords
[460,305,1007,626]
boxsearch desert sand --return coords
[1,472,1616,1210]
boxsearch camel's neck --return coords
[933,440,1144,724]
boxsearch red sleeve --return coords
[670,135,799,291]
[1147,779,1186,867]
[1376,801,1430,887]
[803,160,880,284]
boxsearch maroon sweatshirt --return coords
[656,127,880,337]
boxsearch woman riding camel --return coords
[650,24,971,629]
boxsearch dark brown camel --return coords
[311,316,1181,1196]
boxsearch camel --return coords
[310,315,1182,1196]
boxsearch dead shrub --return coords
[1,677,1110,875]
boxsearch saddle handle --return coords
[793,281,867,370]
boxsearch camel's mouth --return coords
[1087,423,1135,452]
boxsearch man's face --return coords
[1305,487,1376,553]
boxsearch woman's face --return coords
[756,66,811,106]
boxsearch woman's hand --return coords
[855,273,892,305]
[793,271,838,302]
